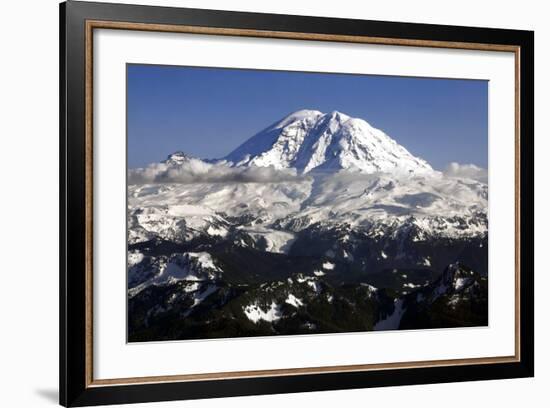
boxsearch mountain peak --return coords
[164,151,193,165]
[269,109,323,130]
[224,110,433,175]
[327,110,350,121]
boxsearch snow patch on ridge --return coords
[374,299,405,330]
[244,302,282,323]
[285,294,303,308]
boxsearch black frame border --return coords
[60,1,534,406]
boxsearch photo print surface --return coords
[126,64,488,342]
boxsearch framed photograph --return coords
[60,1,534,406]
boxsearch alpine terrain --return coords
[127,110,488,342]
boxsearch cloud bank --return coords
[128,158,307,184]
[129,157,489,186]
[444,162,488,183]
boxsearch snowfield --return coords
[238,227,296,254]
[128,165,487,245]
[374,299,406,330]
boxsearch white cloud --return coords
[444,162,488,183]
[128,158,307,184]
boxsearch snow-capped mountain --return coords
[127,109,488,341]
[224,109,433,175]
[128,109,488,245]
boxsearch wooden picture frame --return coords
[60,1,534,406]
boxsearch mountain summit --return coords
[224,110,433,175]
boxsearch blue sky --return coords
[127,64,488,170]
